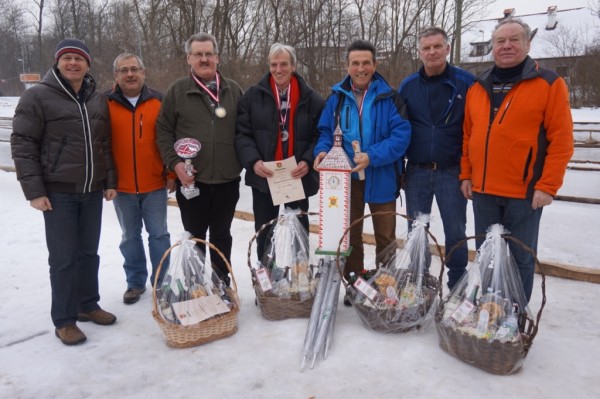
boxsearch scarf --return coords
[270,74,300,160]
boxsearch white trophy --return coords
[174,138,201,199]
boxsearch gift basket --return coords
[435,224,547,375]
[339,212,443,333]
[247,210,320,320]
[152,232,240,348]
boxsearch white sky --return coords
[486,0,592,18]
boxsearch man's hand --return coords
[30,196,52,211]
[174,162,195,187]
[352,152,369,172]
[166,178,176,194]
[291,160,309,179]
[461,179,473,200]
[313,152,327,170]
[532,190,553,209]
[253,160,273,178]
[104,189,117,201]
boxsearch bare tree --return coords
[26,0,45,73]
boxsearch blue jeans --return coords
[113,188,171,289]
[44,191,104,328]
[405,165,468,288]
[472,192,543,301]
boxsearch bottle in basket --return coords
[174,138,201,199]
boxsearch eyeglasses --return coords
[117,67,143,75]
[190,52,216,59]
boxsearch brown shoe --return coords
[123,287,146,304]
[78,308,117,325]
[55,324,87,345]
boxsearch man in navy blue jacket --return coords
[315,40,411,305]
[398,27,475,289]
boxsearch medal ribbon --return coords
[191,71,221,105]
[352,82,369,118]
[274,84,290,133]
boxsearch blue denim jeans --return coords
[44,191,104,328]
[472,192,543,301]
[113,188,171,289]
[405,165,468,288]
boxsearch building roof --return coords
[318,125,353,171]
[461,6,600,63]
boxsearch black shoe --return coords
[343,292,353,307]
[123,287,146,304]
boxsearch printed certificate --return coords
[263,156,306,205]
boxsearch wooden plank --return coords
[167,199,599,283]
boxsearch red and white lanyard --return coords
[274,84,290,130]
[191,71,221,104]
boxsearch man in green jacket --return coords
[156,32,243,285]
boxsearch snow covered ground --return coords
[1,96,599,398]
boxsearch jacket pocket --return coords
[50,136,68,173]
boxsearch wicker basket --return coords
[337,211,444,333]
[434,234,547,375]
[247,212,317,321]
[152,238,240,348]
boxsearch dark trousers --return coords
[472,192,543,302]
[251,188,309,262]
[176,179,240,285]
[44,191,104,328]
[347,179,396,279]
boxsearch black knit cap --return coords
[55,38,91,66]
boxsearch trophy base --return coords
[181,186,200,199]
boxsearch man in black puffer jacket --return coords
[236,43,324,262]
[11,38,117,346]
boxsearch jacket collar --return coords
[107,84,162,109]
[479,56,539,87]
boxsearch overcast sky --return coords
[486,0,592,18]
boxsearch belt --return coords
[408,162,456,170]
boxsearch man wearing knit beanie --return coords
[11,36,117,346]
[55,38,92,66]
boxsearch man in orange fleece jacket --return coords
[107,53,175,304]
[460,18,574,301]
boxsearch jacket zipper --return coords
[132,112,139,193]
[498,98,512,124]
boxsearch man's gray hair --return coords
[113,53,144,73]
[268,43,296,66]
[418,26,449,44]
[493,17,532,41]
[185,32,219,55]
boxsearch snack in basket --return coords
[349,214,440,333]
[258,209,317,302]
[435,224,541,374]
[156,232,233,326]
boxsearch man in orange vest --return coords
[107,53,175,304]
